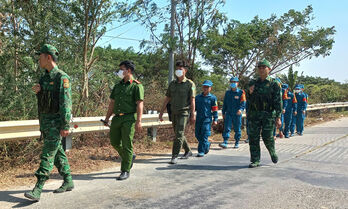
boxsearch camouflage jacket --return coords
[37,66,72,131]
[246,76,282,118]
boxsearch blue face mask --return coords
[230,83,237,89]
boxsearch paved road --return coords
[1,118,348,209]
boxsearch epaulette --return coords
[134,80,141,84]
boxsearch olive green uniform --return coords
[36,65,72,180]
[109,77,144,172]
[166,77,196,157]
[246,76,282,164]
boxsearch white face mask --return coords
[117,70,124,79]
[175,69,184,77]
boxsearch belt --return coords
[114,112,135,117]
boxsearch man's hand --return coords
[32,84,41,94]
[249,85,255,94]
[293,111,297,116]
[212,121,218,125]
[159,112,164,122]
[190,114,196,125]
[302,110,306,114]
[135,121,142,132]
[282,109,286,114]
[102,118,110,127]
[60,130,69,137]
[276,118,282,129]
[236,110,242,115]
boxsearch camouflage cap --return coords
[257,59,271,68]
[36,44,59,57]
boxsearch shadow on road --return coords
[0,189,53,208]
[156,164,248,171]
[16,171,121,181]
[137,153,172,157]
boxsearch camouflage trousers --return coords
[248,112,277,163]
[171,112,191,157]
[35,115,71,180]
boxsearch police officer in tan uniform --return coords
[159,60,196,164]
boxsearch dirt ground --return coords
[0,110,347,190]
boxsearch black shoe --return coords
[181,151,193,159]
[169,157,178,164]
[271,154,278,164]
[130,154,136,169]
[117,172,130,180]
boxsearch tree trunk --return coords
[11,0,18,92]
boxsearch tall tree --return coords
[200,6,335,79]
[132,0,226,80]
[279,65,299,91]
[69,0,126,116]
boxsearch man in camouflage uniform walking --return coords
[25,44,74,201]
[246,59,282,168]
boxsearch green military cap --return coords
[257,59,271,68]
[36,44,59,57]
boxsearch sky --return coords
[98,0,348,83]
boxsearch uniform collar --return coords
[45,66,58,78]
[231,87,239,92]
[175,76,187,83]
[200,92,211,97]
[120,76,134,84]
[257,76,271,83]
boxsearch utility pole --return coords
[168,0,176,84]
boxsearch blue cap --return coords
[202,80,213,87]
[230,77,239,82]
[294,84,301,89]
[230,83,237,88]
[299,84,304,89]
[282,84,288,89]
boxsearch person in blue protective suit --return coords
[290,85,301,136]
[277,83,289,138]
[283,85,297,138]
[296,84,308,135]
[219,77,246,149]
[195,80,219,157]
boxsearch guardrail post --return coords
[242,117,246,130]
[62,135,72,151]
[147,110,158,142]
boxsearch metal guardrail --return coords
[1,102,348,146]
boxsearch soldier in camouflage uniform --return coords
[159,60,196,164]
[246,59,282,168]
[25,44,74,201]
[104,60,144,180]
